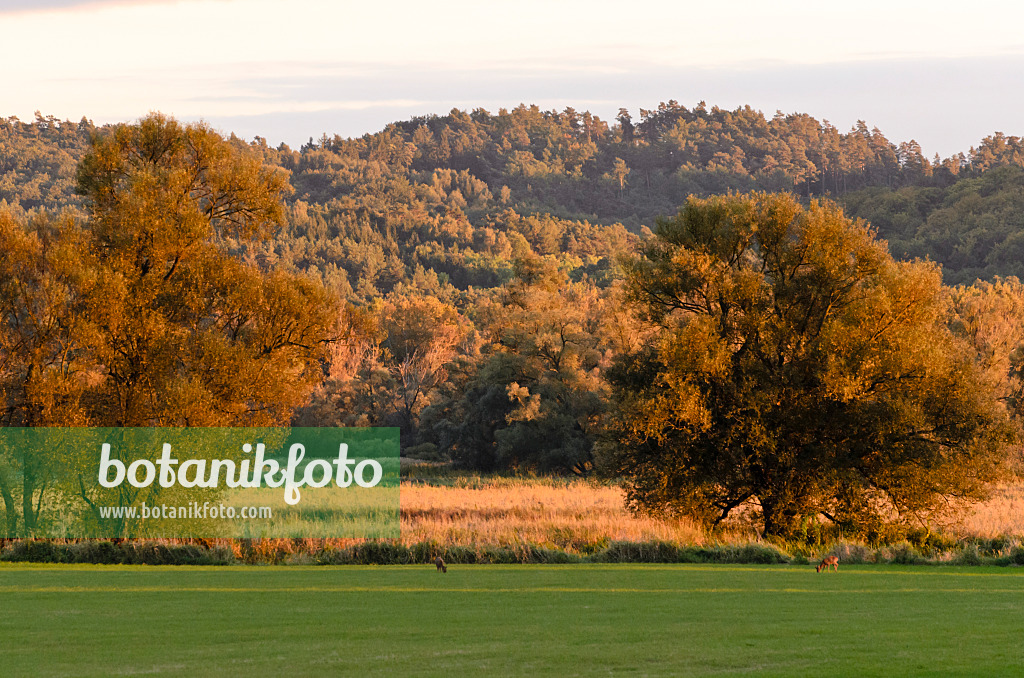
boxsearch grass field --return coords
[3,563,1024,677]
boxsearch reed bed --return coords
[399,478,706,552]
[951,484,1024,538]
[398,473,1024,549]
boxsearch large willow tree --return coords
[603,192,1013,537]
[74,113,340,427]
[0,114,343,535]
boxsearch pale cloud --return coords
[0,0,176,13]
[198,55,1024,159]
[4,0,1024,157]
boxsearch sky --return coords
[4,0,1024,157]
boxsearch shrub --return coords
[952,543,984,566]
[590,541,681,563]
[588,541,790,564]
[403,442,443,461]
[348,541,414,565]
[828,542,874,565]
[408,540,443,563]
[440,545,479,564]
[885,543,928,565]
[725,544,791,564]
[0,540,68,563]
[0,540,233,565]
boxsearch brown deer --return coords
[435,556,447,573]
[816,555,839,572]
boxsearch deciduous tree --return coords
[0,211,90,533]
[603,192,1013,536]
[75,113,339,426]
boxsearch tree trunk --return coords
[760,496,800,538]
[21,466,37,533]
[0,473,18,536]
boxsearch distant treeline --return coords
[6,104,1024,288]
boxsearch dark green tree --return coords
[422,257,624,474]
[602,192,1013,537]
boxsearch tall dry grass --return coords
[181,477,708,562]
[400,477,706,552]
[398,475,1024,549]
[951,484,1024,538]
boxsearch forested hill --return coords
[5,104,1024,294]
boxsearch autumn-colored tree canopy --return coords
[0,114,341,533]
[74,113,339,426]
[602,192,1014,536]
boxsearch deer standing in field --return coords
[435,556,447,573]
[816,555,839,572]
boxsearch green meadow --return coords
[3,564,1024,677]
